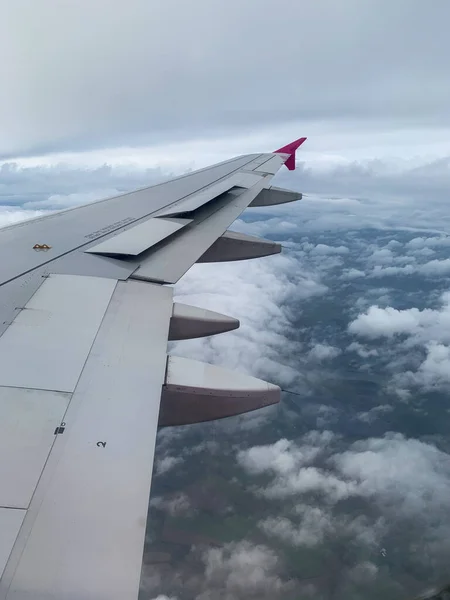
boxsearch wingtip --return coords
[273,137,307,171]
[274,136,307,154]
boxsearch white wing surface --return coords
[0,137,306,600]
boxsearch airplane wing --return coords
[0,136,306,600]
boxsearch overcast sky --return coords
[1,0,450,159]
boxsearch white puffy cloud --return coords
[238,431,450,532]
[150,493,192,517]
[409,247,436,257]
[419,258,450,276]
[155,455,183,475]
[263,466,359,502]
[368,248,394,265]
[349,292,450,343]
[236,438,320,476]
[259,508,333,547]
[348,561,379,583]
[417,342,450,386]
[333,433,450,518]
[341,268,365,280]
[349,305,425,339]
[171,252,327,390]
[356,404,393,423]
[314,404,339,428]
[308,343,342,361]
[369,264,416,277]
[348,292,450,391]
[396,342,450,390]
[347,341,379,358]
[406,236,450,249]
[302,430,335,446]
[202,541,291,599]
[364,251,450,279]
[238,432,359,503]
[386,240,402,249]
[309,243,349,255]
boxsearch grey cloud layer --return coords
[2,0,450,155]
[273,157,450,233]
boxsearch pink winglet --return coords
[274,136,307,170]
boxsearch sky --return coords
[2,2,450,599]
[2,0,450,160]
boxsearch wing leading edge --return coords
[0,137,306,600]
